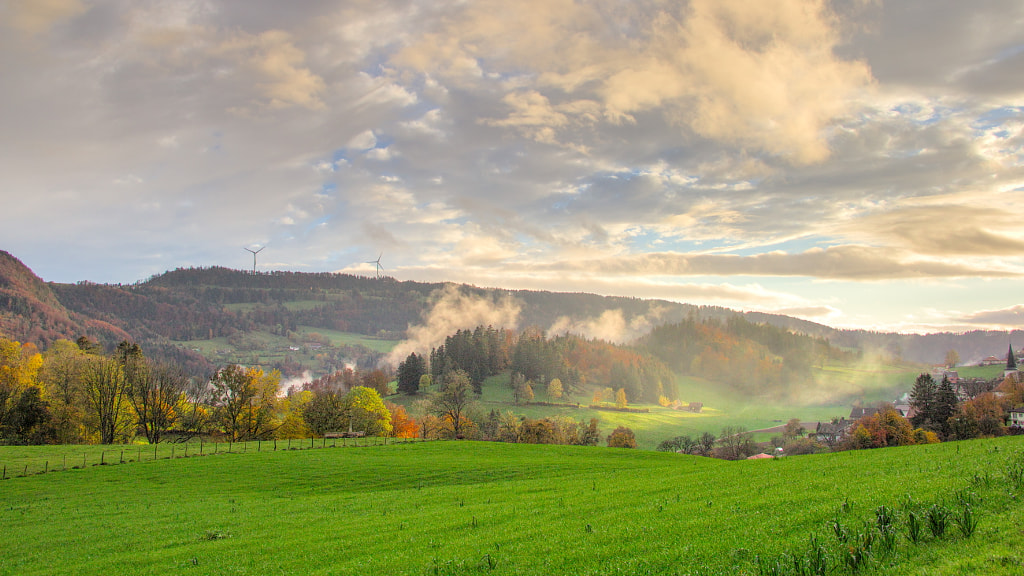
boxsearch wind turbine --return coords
[244,246,264,275]
[366,253,384,279]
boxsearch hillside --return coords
[1,438,1022,575]
[1,251,1021,382]
[0,250,130,346]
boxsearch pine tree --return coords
[397,352,426,395]
[933,376,959,439]
[909,373,936,429]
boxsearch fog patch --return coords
[548,305,670,344]
[386,284,521,366]
[278,370,313,396]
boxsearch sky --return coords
[1,0,1022,334]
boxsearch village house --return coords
[1009,408,1024,429]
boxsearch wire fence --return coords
[0,435,428,481]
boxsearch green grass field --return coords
[419,362,923,450]
[1,438,1022,575]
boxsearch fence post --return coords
[2,465,5,480]
[214,442,218,454]
[288,438,291,450]
[83,453,86,468]
[171,446,175,459]
[310,436,314,449]
[274,438,277,451]
[63,455,67,471]
[138,446,142,462]
[120,450,124,464]
[185,443,189,458]
[200,439,204,455]
[45,461,48,473]
[228,441,232,453]
[24,464,28,476]
[258,440,261,452]
[101,451,105,465]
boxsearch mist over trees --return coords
[638,315,855,399]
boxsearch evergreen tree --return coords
[933,376,959,439]
[397,352,426,395]
[909,373,936,429]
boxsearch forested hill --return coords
[638,316,858,400]
[1,252,1021,371]
[0,250,130,346]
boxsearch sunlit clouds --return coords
[1,0,1022,333]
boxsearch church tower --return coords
[1005,342,1018,378]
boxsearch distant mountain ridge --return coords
[0,251,1020,368]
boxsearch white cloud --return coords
[347,130,377,150]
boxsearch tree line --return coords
[0,334,633,449]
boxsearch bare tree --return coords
[717,426,755,460]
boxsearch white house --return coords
[1009,408,1024,429]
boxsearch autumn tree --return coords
[607,426,637,448]
[361,369,391,397]
[385,401,419,438]
[276,390,314,439]
[578,418,601,446]
[945,349,960,368]
[342,386,392,436]
[547,378,563,400]
[81,355,132,444]
[302,390,347,435]
[428,369,476,439]
[497,411,522,443]
[210,365,280,441]
[782,418,805,440]
[39,340,88,443]
[844,406,917,449]
[0,338,43,432]
[128,361,186,444]
[615,387,627,409]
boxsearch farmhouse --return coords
[1009,408,1024,429]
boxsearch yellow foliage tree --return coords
[547,378,563,400]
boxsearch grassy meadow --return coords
[420,359,924,450]
[1,437,1023,576]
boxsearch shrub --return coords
[607,426,637,448]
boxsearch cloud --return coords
[214,29,326,111]
[395,0,872,164]
[1,0,1023,334]
[495,246,1019,280]
[348,130,378,150]
[955,305,1024,328]
[2,0,86,35]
